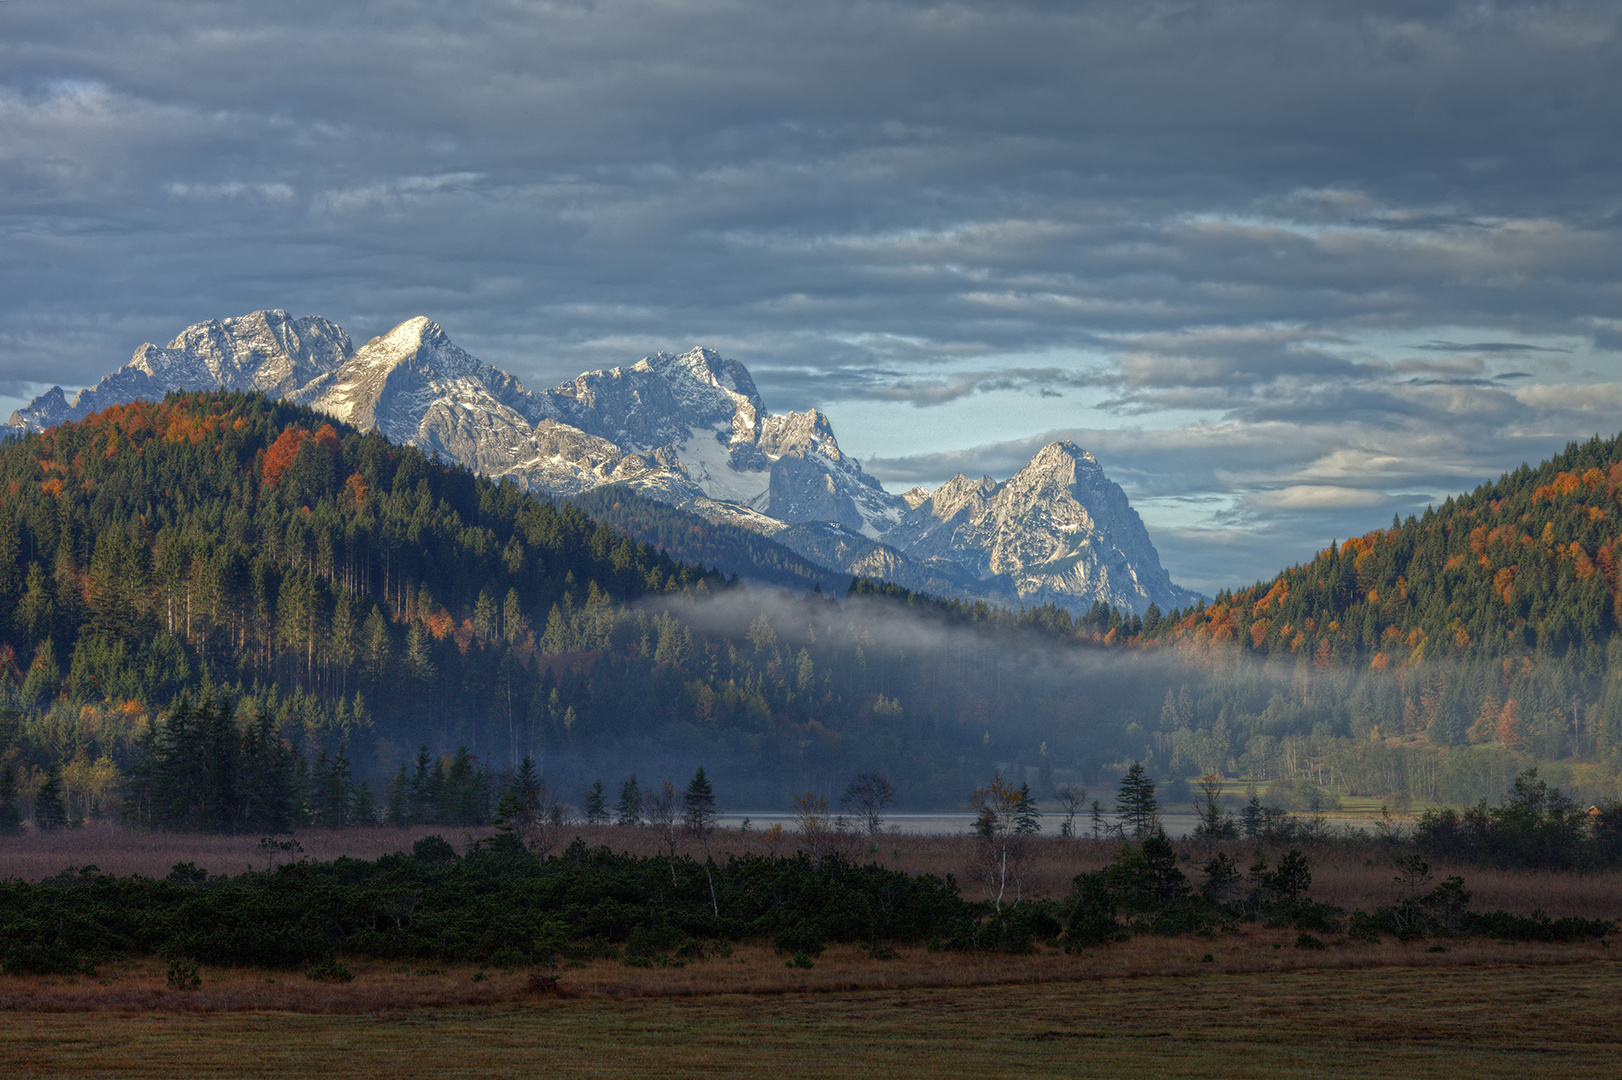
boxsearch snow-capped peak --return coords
[9,312,1199,614]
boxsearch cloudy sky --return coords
[3,0,1621,593]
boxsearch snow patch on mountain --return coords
[7,310,351,431]
[8,311,1200,613]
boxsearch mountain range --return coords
[6,310,1200,614]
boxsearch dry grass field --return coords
[2,955,1620,1078]
[4,823,1621,1077]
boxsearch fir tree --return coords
[1116,761,1158,840]
[683,767,717,839]
[615,774,642,827]
[584,779,609,825]
[0,764,23,835]
[34,761,68,830]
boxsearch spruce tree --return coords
[385,764,410,826]
[615,774,642,827]
[683,767,717,839]
[350,780,380,826]
[34,762,68,830]
[0,764,23,835]
[1116,761,1158,839]
[584,779,609,825]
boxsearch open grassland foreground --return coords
[4,825,1622,1077]
[2,960,1622,1079]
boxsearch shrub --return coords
[771,919,827,958]
[490,947,529,969]
[3,940,95,976]
[166,957,201,991]
[1285,900,1346,936]
[1347,911,1382,943]
[411,835,457,863]
[305,957,355,983]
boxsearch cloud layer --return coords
[2,1,1620,592]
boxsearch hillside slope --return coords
[0,390,1155,816]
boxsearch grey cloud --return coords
[2,0,1621,591]
[1417,340,1571,353]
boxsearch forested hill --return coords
[1121,434,1622,779]
[1153,433,1622,668]
[0,390,1157,823]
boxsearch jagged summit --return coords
[7,310,351,431]
[879,441,1197,613]
[7,311,1200,613]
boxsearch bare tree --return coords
[1192,773,1235,853]
[644,779,681,883]
[1055,784,1087,838]
[969,771,1042,910]
[792,792,833,858]
[840,772,896,840]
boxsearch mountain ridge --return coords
[6,310,1199,614]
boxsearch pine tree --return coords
[312,747,354,827]
[683,767,717,839]
[385,764,410,826]
[584,779,609,825]
[1116,761,1158,840]
[444,745,488,826]
[0,764,23,835]
[406,746,435,825]
[34,761,68,830]
[615,774,642,827]
[350,780,380,826]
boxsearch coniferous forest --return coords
[0,391,1156,828]
[6,391,1622,832]
[1133,433,1622,807]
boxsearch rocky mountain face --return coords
[6,311,1199,613]
[882,442,1201,613]
[7,310,353,432]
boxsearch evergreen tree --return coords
[34,761,68,830]
[406,746,435,825]
[615,774,642,827]
[385,764,410,826]
[443,745,488,826]
[311,747,354,827]
[683,767,717,839]
[0,763,23,834]
[239,709,299,833]
[1116,761,1158,840]
[350,779,380,826]
[584,779,609,825]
